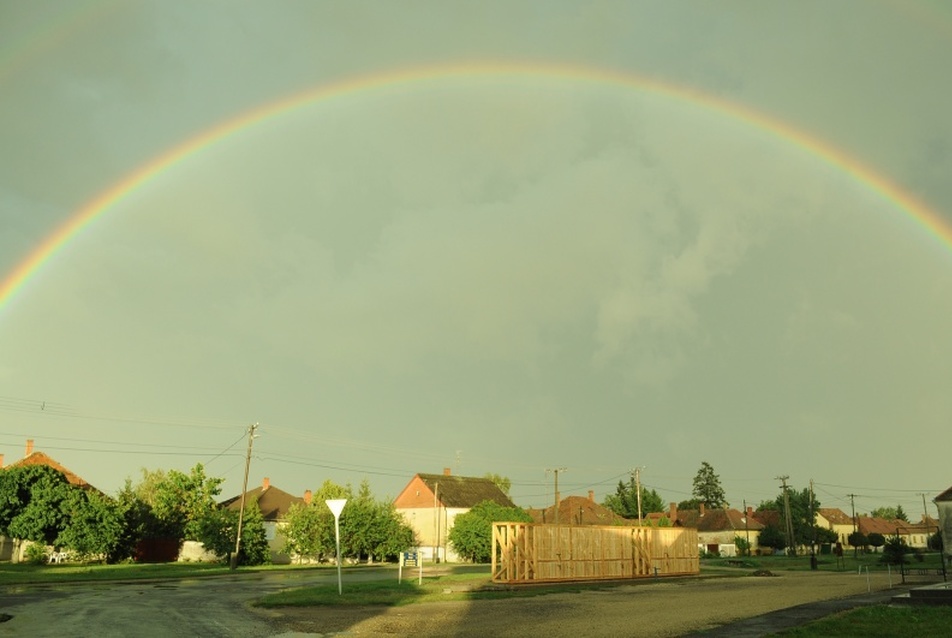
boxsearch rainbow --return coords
[2,61,951,313]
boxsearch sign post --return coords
[325,499,347,595]
[399,550,422,585]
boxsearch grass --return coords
[702,551,946,574]
[0,560,328,586]
[772,604,952,637]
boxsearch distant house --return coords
[393,468,515,562]
[218,477,310,564]
[527,491,634,526]
[934,486,952,559]
[816,508,856,547]
[0,439,98,562]
[677,503,763,556]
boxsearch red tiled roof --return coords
[528,495,634,526]
[679,508,763,532]
[935,486,952,503]
[818,508,853,526]
[856,516,901,536]
[10,451,93,489]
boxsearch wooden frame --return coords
[492,522,699,583]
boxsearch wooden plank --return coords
[492,522,699,584]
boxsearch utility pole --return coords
[546,467,567,526]
[919,493,930,523]
[809,479,817,569]
[848,493,858,558]
[743,499,750,557]
[777,475,794,555]
[231,422,258,570]
[632,467,645,526]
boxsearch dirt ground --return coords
[259,570,900,637]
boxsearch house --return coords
[816,508,856,547]
[0,439,98,562]
[893,518,936,550]
[218,477,309,564]
[527,491,634,526]
[393,468,515,562]
[677,503,763,556]
[934,486,952,559]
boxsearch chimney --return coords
[747,505,754,520]
[700,502,706,516]
[25,439,34,457]
[303,490,312,505]
[669,502,677,523]
[588,490,595,502]
[262,477,270,491]
[443,467,451,476]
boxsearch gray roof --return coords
[416,473,515,509]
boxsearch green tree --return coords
[282,501,334,562]
[867,532,886,552]
[758,525,787,551]
[895,504,908,522]
[449,501,532,563]
[759,487,820,548]
[340,480,416,562]
[483,473,511,496]
[235,496,269,566]
[734,535,751,557]
[603,477,664,519]
[881,535,911,565]
[677,498,702,511]
[0,465,73,546]
[870,506,898,520]
[692,462,727,509]
[151,464,224,541]
[848,531,868,552]
[57,488,125,561]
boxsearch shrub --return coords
[24,542,48,565]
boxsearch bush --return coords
[24,542,48,565]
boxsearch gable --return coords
[10,451,94,490]
[220,484,304,522]
[399,473,515,509]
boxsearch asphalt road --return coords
[0,568,390,637]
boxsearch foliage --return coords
[0,465,74,546]
[483,473,511,496]
[847,531,868,550]
[928,532,943,552]
[869,505,908,522]
[758,524,787,550]
[603,476,664,519]
[880,535,911,565]
[814,526,838,545]
[24,542,49,565]
[235,495,270,566]
[734,535,751,556]
[691,462,727,508]
[56,488,125,561]
[449,500,532,563]
[150,464,224,541]
[759,486,822,547]
[341,480,416,562]
[867,532,886,550]
[283,502,335,562]
[677,498,701,511]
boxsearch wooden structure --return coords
[492,522,699,583]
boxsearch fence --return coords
[492,522,699,584]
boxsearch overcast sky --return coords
[1,1,950,518]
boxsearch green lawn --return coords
[772,605,952,637]
[0,561,329,585]
[702,551,946,574]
